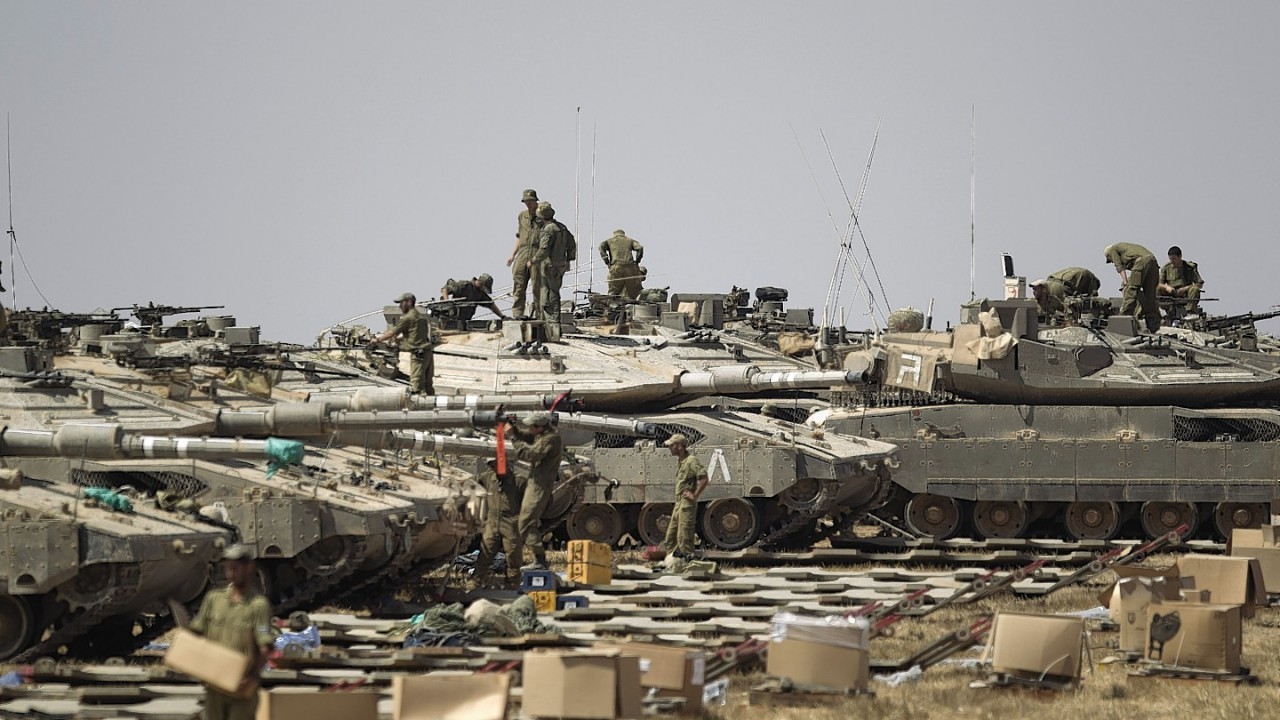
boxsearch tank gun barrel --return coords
[319,387,584,413]
[674,365,864,394]
[545,412,660,437]
[0,424,304,462]
[385,431,500,457]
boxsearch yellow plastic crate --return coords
[527,590,558,613]
[567,563,613,586]
[567,540,613,568]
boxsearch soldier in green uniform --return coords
[532,203,576,342]
[1030,267,1102,317]
[661,433,708,568]
[598,229,645,300]
[439,274,509,329]
[188,545,275,720]
[506,189,541,320]
[1157,245,1205,315]
[473,458,524,588]
[370,292,435,394]
[1104,242,1161,332]
[507,411,563,570]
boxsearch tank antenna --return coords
[573,106,582,286]
[588,121,597,293]
[6,113,15,309]
[969,106,977,300]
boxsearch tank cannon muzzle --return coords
[0,424,305,465]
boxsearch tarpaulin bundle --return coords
[265,437,306,477]
[84,487,134,513]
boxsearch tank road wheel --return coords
[1213,502,1269,540]
[636,503,674,547]
[0,595,37,661]
[972,501,1030,539]
[567,504,624,546]
[1065,501,1122,541]
[905,494,963,540]
[1140,502,1199,539]
[699,498,762,551]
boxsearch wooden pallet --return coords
[1128,664,1259,685]
[747,679,873,706]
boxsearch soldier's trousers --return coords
[538,263,566,342]
[511,250,533,319]
[204,689,256,720]
[1119,256,1161,332]
[516,475,553,564]
[606,263,643,300]
[476,473,524,585]
[408,349,434,395]
[662,496,696,556]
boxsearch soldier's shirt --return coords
[516,210,541,253]
[445,281,495,307]
[1047,267,1101,296]
[1159,260,1203,289]
[1105,243,1156,271]
[675,454,706,495]
[512,428,564,484]
[534,222,575,266]
[392,306,433,351]
[599,235,643,266]
[189,586,274,657]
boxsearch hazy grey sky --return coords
[2,2,1277,341]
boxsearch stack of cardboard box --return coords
[597,641,707,715]
[523,648,642,719]
[764,612,871,692]
[567,540,613,586]
[984,613,1086,685]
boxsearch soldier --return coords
[473,458,524,588]
[188,545,274,720]
[1157,245,1205,315]
[506,189,541,320]
[532,202,576,342]
[507,411,563,570]
[598,229,645,300]
[370,292,435,394]
[1104,243,1161,332]
[1030,267,1102,316]
[439,274,509,329]
[661,434,708,569]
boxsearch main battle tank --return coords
[312,290,901,550]
[812,296,1280,543]
[5,310,487,626]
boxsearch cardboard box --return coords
[765,637,869,691]
[164,628,253,695]
[1229,526,1280,595]
[1145,602,1242,672]
[392,673,510,720]
[256,688,379,720]
[1107,576,1178,653]
[987,613,1084,680]
[567,563,612,585]
[770,612,869,650]
[597,641,707,715]
[522,649,641,720]
[1175,554,1265,617]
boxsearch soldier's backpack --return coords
[556,221,577,263]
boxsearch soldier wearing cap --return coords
[1157,245,1205,315]
[1030,267,1102,317]
[440,274,509,329]
[598,229,645,300]
[188,545,274,720]
[507,189,542,320]
[662,434,708,566]
[473,458,524,588]
[532,202,576,342]
[506,411,563,570]
[1104,242,1161,332]
[370,292,435,394]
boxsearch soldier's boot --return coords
[521,550,550,572]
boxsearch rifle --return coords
[8,309,122,342]
[1190,307,1280,334]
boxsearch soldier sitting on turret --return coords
[1157,246,1205,317]
[439,275,509,330]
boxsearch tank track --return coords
[12,566,142,664]
[756,469,895,549]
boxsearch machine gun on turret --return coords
[7,308,123,347]
[111,303,226,333]
[1181,307,1280,335]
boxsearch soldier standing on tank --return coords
[506,189,542,320]
[188,545,274,720]
[661,434,708,570]
[1157,245,1205,315]
[1104,243,1161,332]
[532,202,576,343]
[507,411,563,570]
[440,274,509,327]
[369,292,435,394]
[473,458,524,588]
[598,229,645,300]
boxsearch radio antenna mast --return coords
[969,106,977,300]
